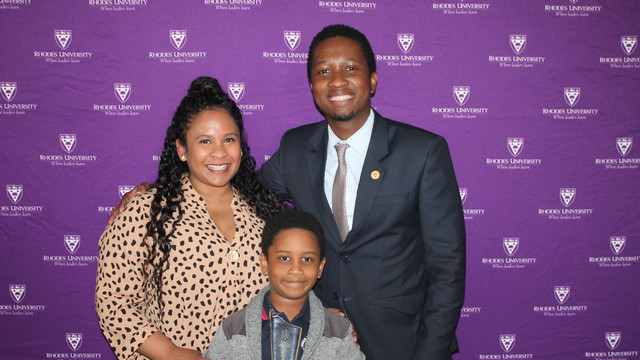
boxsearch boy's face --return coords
[260,228,326,304]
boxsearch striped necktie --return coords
[332,143,350,242]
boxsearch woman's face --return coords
[176,108,242,194]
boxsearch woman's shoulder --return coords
[124,188,157,213]
[105,188,157,232]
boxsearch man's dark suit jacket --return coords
[259,111,466,360]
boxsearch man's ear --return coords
[259,252,269,276]
[369,71,378,95]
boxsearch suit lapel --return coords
[305,123,343,247]
[350,112,389,237]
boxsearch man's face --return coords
[309,36,378,125]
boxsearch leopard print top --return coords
[95,177,266,359]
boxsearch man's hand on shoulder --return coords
[107,182,151,226]
[327,307,359,346]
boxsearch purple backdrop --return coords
[1,1,639,359]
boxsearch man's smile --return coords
[329,94,354,102]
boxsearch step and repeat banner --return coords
[1,1,639,359]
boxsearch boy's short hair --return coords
[261,211,325,258]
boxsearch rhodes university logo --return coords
[503,237,519,256]
[228,82,245,102]
[6,184,23,204]
[64,235,81,254]
[55,30,72,50]
[397,33,415,54]
[621,36,637,56]
[170,30,187,50]
[554,286,570,304]
[459,188,467,205]
[564,87,580,107]
[610,236,626,255]
[284,30,301,51]
[59,134,76,154]
[559,188,576,207]
[114,83,131,103]
[500,334,516,353]
[510,35,526,55]
[507,138,524,157]
[606,332,621,350]
[453,86,470,106]
[118,185,135,199]
[616,137,632,157]
[9,284,26,303]
[66,333,82,352]
[1,82,17,102]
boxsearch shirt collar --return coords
[327,108,374,156]
[181,173,243,209]
[262,290,311,324]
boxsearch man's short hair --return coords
[261,210,326,258]
[307,24,377,82]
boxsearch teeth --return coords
[207,164,228,171]
[330,94,353,101]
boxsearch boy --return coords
[204,211,365,360]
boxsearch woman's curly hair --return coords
[144,76,288,310]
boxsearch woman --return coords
[96,76,287,360]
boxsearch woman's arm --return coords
[138,332,203,360]
[95,195,158,359]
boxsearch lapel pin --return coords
[371,170,380,180]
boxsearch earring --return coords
[181,155,186,160]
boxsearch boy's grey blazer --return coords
[204,287,365,360]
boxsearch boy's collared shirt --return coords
[261,292,311,360]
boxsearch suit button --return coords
[333,293,339,301]
[340,256,349,263]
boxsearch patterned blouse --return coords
[96,177,266,359]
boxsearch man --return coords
[258,25,465,359]
[112,24,465,360]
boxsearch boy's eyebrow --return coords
[273,250,319,255]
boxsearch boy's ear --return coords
[317,257,326,279]
[259,252,269,276]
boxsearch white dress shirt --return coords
[324,109,374,230]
